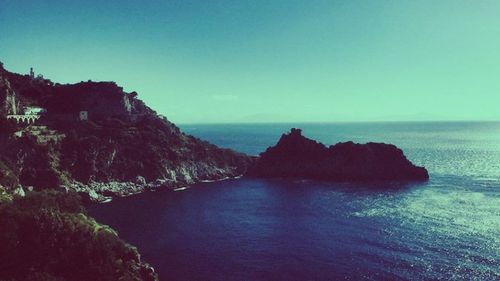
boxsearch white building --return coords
[24,106,46,115]
[7,106,46,125]
[79,111,88,121]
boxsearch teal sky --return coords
[1,0,500,123]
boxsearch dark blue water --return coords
[89,122,500,280]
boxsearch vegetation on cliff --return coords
[0,62,252,280]
[0,62,252,194]
[0,190,158,281]
[55,115,251,184]
[0,117,63,190]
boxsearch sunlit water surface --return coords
[89,122,500,280]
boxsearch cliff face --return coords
[46,81,144,119]
[248,128,429,182]
[0,75,18,115]
[0,62,251,281]
[53,114,250,181]
[0,63,253,198]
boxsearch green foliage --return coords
[0,186,12,202]
[0,190,157,281]
[7,136,61,189]
[0,159,19,189]
[0,122,65,189]
[2,70,54,107]
[0,117,17,134]
[0,62,251,190]
[0,120,20,188]
[57,115,250,183]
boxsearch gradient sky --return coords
[1,0,500,123]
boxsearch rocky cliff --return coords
[0,61,254,281]
[248,128,429,182]
[0,62,253,200]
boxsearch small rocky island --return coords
[249,128,429,182]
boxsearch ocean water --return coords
[89,122,500,280]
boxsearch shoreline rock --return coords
[69,173,245,203]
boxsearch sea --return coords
[89,122,500,281]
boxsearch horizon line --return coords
[176,120,500,125]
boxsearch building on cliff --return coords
[7,106,47,125]
[79,111,88,121]
[24,106,46,115]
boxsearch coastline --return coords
[69,173,246,203]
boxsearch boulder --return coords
[135,176,146,186]
[13,186,26,197]
[88,190,99,201]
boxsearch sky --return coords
[1,0,500,124]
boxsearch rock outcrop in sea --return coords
[248,128,429,182]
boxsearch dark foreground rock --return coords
[248,128,429,182]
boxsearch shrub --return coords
[0,190,157,281]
